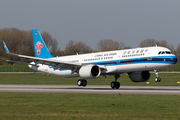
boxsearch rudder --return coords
[32,29,53,59]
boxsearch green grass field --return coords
[0,93,180,120]
[0,73,180,120]
[0,73,180,86]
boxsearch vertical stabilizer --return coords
[32,29,53,59]
[2,40,9,53]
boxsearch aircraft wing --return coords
[2,41,106,70]
[2,41,82,69]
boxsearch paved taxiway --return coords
[0,85,180,95]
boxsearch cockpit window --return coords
[166,51,171,54]
[158,51,173,55]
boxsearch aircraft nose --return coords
[173,55,178,64]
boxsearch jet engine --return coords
[79,65,101,79]
[129,71,150,82]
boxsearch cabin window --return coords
[140,49,144,53]
[132,51,135,54]
[136,50,139,53]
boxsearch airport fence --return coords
[0,65,36,72]
[0,64,179,72]
[161,64,180,72]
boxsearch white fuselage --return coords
[29,46,178,78]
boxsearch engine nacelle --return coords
[79,65,101,79]
[129,71,150,82]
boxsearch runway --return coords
[0,85,180,95]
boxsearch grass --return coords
[0,72,180,119]
[0,93,180,120]
[0,73,180,86]
[0,64,180,72]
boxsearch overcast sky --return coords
[0,0,180,50]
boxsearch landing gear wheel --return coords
[155,77,161,82]
[110,82,120,89]
[77,79,87,87]
[111,82,115,89]
[110,74,121,89]
[116,82,120,89]
[77,79,82,86]
[154,69,161,82]
[82,80,87,87]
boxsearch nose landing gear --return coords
[154,69,161,82]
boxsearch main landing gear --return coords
[110,74,120,89]
[77,79,87,87]
[154,69,161,82]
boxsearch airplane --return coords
[2,29,178,89]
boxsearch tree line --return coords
[0,28,180,64]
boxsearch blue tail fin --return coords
[32,29,53,59]
[2,40,9,53]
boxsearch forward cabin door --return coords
[116,51,122,72]
[147,48,153,61]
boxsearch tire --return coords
[77,79,82,86]
[115,82,120,89]
[82,80,87,87]
[155,77,161,82]
[111,82,115,89]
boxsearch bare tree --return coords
[176,43,180,63]
[139,39,175,52]
[167,44,175,53]
[0,28,59,64]
[176,43,180,55]
[76,41,93,54]
[51,49,64,57]
[139,39,158,47]
[41,31,58,52]
[157,40,175,52]
[0,28,34,62]
[64,40,78,55]
[64,40,92,55]
[97,39,124,51]
[157,40,168,47]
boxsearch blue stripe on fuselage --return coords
[84,56,178,66]
[49,55,177,71]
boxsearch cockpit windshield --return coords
[158,51,173,55]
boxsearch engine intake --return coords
[129,71,150,82]
[79,65,101,79]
